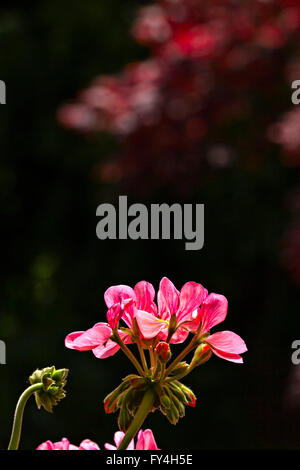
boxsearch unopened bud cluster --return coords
[29,366,68,413]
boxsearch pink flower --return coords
[135,277,207,343]
[104,429,159,450]
[36,437,100,450]
[194,293,247,363]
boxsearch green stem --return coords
[149,345,155,370]
[136,340,148,373]
[8,383,43,450]
[165,336,197,377]
[117,388,155,450]
[113,331,145,376]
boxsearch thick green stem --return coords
[8,383,43,450]
[117,388,155,450]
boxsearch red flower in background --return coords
[58,0,300,283]
[58,0,300,192]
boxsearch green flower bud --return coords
[169,383,188,404]
[160,394,171,409]
[29,366,68,413]
[169,361,189,376]
[118,404,133,432]
[165,401,179,425]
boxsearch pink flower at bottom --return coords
[104,429,159,450]
[36,437,100,450]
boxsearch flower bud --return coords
[156,342,171,363]
[118,404,133,432]
[160,394,171,409]
[169,383,188,404]
[166,401,179,425]
[29,366,68,413]
[169,361,189,376]
[190,343,212,369]
[103,380,131,414]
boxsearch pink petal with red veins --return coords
[107,303,122,329]
[121,298,136,329]
[135,309,167,339]
[205,330,247,363]
[136,429,160,450]
[170,327,189,344]
[54,438,71,450]
[157,277,179,320]
[206,330,247,354]
[36,440,55,450]
[211,349,244,363]
[70,323,112,351]
[65,331,85,350]
[104,285,136,308]
[199,293,228,333]
[177,282,207,323]
[134,281,157,314]
[92,339,120,359]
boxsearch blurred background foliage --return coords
[0,0,299,450]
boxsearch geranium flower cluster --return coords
[7,278,246,451]
[58,0,300,194]
[65,277,247,441]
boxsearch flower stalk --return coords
[117,388,156,450]
[8,383,43,450]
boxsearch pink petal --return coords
[104,285,136,308]
[135,309,167,339]
[134,281,157,314]
[92,339,121,359]
[36,441,55,450]
[211,349,244,363]
[104,443,117,450]
[107,303,122,329]
[79,439,100,450]
[169,327,189,344]
[157,277,179,320]
[199,293,228,333]
[69,323,112,351]
[121,298,136,329]
[113,431,134,450]
[136,430,160,450]
[177,282,207,323]
[206,330,247,354]
[65,331,85,350]
[205,330,247,363]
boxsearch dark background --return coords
[0,0,299,450]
